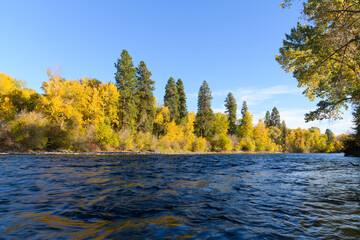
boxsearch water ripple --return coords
[0,153,359,239]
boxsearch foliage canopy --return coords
[277,0,360,121]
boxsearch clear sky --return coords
[0,0,353,135]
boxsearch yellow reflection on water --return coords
[12,212,193,239]
[9,212,110,239]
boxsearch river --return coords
[0,153,359,239]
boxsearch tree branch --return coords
[310,36,359,76]
[327,10,360,14]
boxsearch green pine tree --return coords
[136,61,156,133]
[325,129,335,145]
[164,77,180,122]
[195,81,214,138]
[280,120,287,147]
[176,78,187,122]
[264,111,271,127]
[114,49,137,131]
[225,92,237,135]
[241,101,248,118]
[270,107,281,128]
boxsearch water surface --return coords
[0,153,359,239]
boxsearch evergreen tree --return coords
[268,125,282,146]
[164,77,180,122]
[114,49,137,131]
[241,101,248,117]
[176,78,187,121]
[270,107,281,128]
[325,129,334,145]
[195,81,214,138]
[136,61,156,133]
[280,120,287,146]
[264,111,271,127]
[224,92,237,135]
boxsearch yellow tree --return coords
[99,82,120,128]
[40,72,74,129]
[0,73,39,120]
[238,109,253,138]
[285,128,307,152]
[305,127,328,152]
[181,112,196,151]
[164,120,183,143]
[253,119,278,152]
[153,106,171,137]
[0,73,25,93]
[75,78,102,127]
[237,108,255,151]
[211,113,232,151]
[159,119,183,151]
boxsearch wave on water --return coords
[0,153,359,239]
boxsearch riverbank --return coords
[0,150,285,156]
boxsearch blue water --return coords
[0,153,359,239]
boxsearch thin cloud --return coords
[212,90,230,97]
[189,85,301,105]
[212,108,226,113]
[233,85,301,106]
[187,92,198,99]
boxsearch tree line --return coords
[0,50,346,153]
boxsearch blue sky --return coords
[0,0,353,134]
